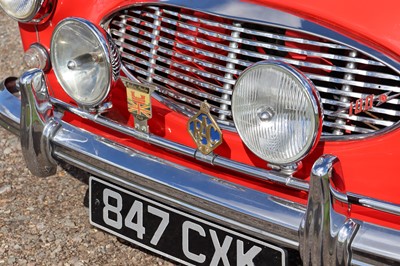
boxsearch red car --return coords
[1,0,399,264]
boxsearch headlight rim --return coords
[0,0,56,23]
[50,17,114,108]
[232,60,323,165]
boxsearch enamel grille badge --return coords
[188,101,223,155]
[122,78,153,133]
[333,91,400,116]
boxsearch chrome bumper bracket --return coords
[20,69,59,177]
[299,155,359,265]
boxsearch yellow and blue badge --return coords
[124,78,153,121]
[188,101,223,155]
[122,77,154,133]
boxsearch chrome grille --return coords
[107,34,121,81]
[108,5,400,136]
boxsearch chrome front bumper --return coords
[1,69,400,265]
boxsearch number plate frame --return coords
[89,176,286,265]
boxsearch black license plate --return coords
[89,177,286,265]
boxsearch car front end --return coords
[1,0,400,265]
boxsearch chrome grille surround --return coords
[105,3,400,139]
[107,34,122,81]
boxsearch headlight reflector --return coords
[51,18,114,107]
[232,61,322,165]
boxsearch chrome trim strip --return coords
[348,193,400,216]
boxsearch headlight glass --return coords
[0,0,40,22]
[232,61,322,165]
[51,18,112,107]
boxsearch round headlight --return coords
[232,61,322,165]
[0,0,52,22]
[51,18,117,107]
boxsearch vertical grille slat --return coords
[109,5,400,136]
[219,22,241,120]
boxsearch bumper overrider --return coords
[1,69,400,265]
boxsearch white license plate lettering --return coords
[125,200,146,239]
[103,188,123,229]
[148,205,170,246]
[182,221,262,266]
[237,240,262,266]
[209,229,233,266]
[102,190,169,244]
[182,220,207,263]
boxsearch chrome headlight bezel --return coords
[0,0,56,23]
[50,17,120,108]
[232,60,323,165]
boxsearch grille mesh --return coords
[108,5,400,136]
